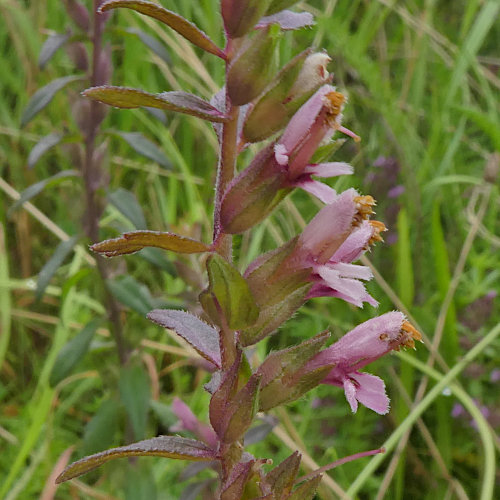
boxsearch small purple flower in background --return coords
[171,397,218,448]
[286,188,386,307]
[304,312,422,414]
[365,156,403,245]
[459,290,497,333]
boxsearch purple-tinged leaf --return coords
[99,0,225,58]
[115,131,172,169]
[91,230,210,257]
[22,75,82,127]
[38,32,71,69]
[200,254,259,330]
[264,451,301,498]
[222,0,272,38]
[266,0,299,15]
[221,460,254,500]
[55,436,216,483]
[288,475,322,500]
[227,26,280,106]
[28,132,64,168]
[147,309,221,368]
[256,10,314,30]
[8,170,79,216]
[83,86,228,122]
[222,374,261,443]
[209,355,240,436]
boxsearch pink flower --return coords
[287,189,386,307]
[170,397,217,448]
[305,312,422,414]
[274,84,360,202]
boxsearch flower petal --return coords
[343,378,359,413]
[331,220,374,263]
[294,178,337,203]
[350,372,390,414]
[303,162,353,177]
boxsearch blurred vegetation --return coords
[0,0,499,499]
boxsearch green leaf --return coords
[200,254,259,330]
[124,461,158,500]
[21,75,82,127]
[116,131,172,169]
[83,86,228,122]
[125,27,171,63]
[289,475,322,500]
[8,170,79,216]
[83,399,120,455]
[56,436,216,483]
[100,0,225,58]
[119,363,151,440]
[108,188,147,229]
[38,32,71,69]
[91,230,210,257]
[265,451,301,498]
[49,318,100,387]
[107,275,155,315]
[28,132,64,168]
[457,105,500,152]
[36,235,79,302]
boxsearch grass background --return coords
[1,0,499,498]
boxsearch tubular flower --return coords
[305,312,422,414]
[220,85,359,233]
[274,83,360,202]
[288,189,386,307]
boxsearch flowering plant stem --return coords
[83,0,128,365]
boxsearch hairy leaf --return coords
[83,86,228,122]
[56,436,216,483]
[264,451,301,498]
[49,318,100,387]
[200,254,259,330]
[21,75,82,127]
[289,475,322,500]
[92,230,210,257]
[256,10,314,30]
[147,309,221,368]
[99,0,225,58]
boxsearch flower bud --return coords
[243,50,331,143]
[227,25,280,106]
[222,0,272,38]
[64,0,90,32]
